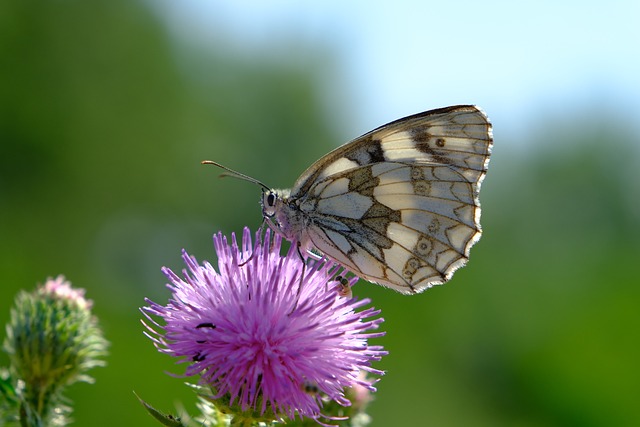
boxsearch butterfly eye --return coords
[262,191,278,218]
[267,193,276,207]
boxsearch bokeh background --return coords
[1,1,639,426]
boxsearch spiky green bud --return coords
[3,276,108,426]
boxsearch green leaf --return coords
[135,392,185,427]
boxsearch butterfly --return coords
[204,105,492,294]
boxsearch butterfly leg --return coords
[238,248,255,267]
[238,221,270,267]
[287,242,307,316]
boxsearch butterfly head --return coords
[261,188,297,238]
[261,189,278,219]
[261,188,291,217]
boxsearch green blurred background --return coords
[1,1,639,426]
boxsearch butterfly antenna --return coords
[201,160,270,191]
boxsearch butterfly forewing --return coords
[291,105,491,199]
[268,105,492,294]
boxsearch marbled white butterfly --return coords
[204,105,492,294]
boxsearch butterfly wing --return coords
[292,105,492,293]
[291,105,491,198]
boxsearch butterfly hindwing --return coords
[299,162,481,293]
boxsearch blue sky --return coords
[151,1,640,145]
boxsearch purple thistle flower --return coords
[142,228,387,423]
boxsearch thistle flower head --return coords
[142,228,386,424]
[38,275,93,310]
